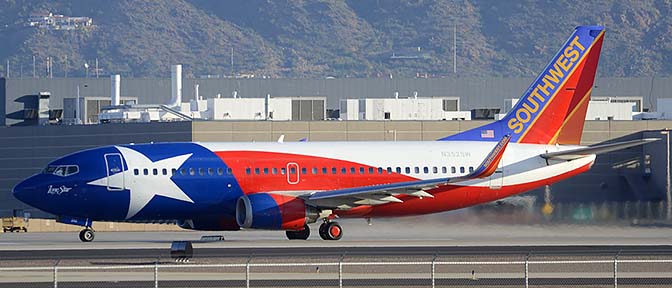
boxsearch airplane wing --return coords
[541,138,659,161]
[306,135,511,209]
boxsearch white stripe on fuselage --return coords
[200,141,592,188]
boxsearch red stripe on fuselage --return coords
[214,151,417,194]
[337,159,594,218]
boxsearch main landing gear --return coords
[78,227,95,242]
[284,221,344,240]
[318,221,342,241]
[286,224,310,240]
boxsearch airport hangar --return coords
[1,76,671,219]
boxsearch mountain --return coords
[0,0,670,78]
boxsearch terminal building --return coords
[1,73,671,220]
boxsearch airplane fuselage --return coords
[13,141,595,230]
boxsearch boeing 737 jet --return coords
[13,26,656,242]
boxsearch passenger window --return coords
[172,168,177,175]
[272,168,277,175]
[227,168,233,174]
[460,167,465,173]
[254,168,260,175]
[350,167,356,174]
[414,167,420,174]
[359,167,365,174]
[152,169,158,176]
[451,167,456,173]
[134,169,139,176]
[312,167,318,174]
[217,168,224,175]
[332,167,337,174]
[378,167,383,174]
[198,168,205,176]
[396,167,401,173]
[369,167,374,174]
[469,167,474,173]
[281,168,286,175]
[405,167,411,174]
[433,167,438,174]
[264,168,269,175]
[208,168,214,175]
[301,167,307,175]
[387,167,392,174]
[162,168,168,175]
[341,167,347,174]
[322,167,327,174]
[442,167,447,174]
[424,167,429,174]
[180,168,186,176]
[143,168,149,176]
[245,168,251,175]
[290,167,296,174]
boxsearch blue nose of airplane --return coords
[12,176,38,206]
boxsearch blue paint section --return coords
[439,26,604,142]
[13,142,245,224]
[120,143,244,221]
[246,193,282,229]
[57,216,92,227]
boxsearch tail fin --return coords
[441,26,605,144]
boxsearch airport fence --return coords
[1,256,671,287]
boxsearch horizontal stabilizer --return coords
[541,138,659,161]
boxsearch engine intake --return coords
[236,193,318,230]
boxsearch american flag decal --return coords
[481,130,494,138]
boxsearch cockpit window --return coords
[44,165,79,177]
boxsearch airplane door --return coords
[287,162,299,184]
[488,161,503,190]
[104,153,125,191]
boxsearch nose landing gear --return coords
[78,227,95,242]
[318,221,342,240]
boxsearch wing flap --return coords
[541,138,659,161]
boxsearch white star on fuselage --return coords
[88,146,194,219]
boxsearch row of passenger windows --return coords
[245,166,475,175]
[132,167,233,176]
[131,166,475,177]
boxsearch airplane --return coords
[12,26,658,242]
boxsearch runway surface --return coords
[1,220,671,287]
[0,219,671,259]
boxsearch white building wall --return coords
[361,98,468,120]
[339,99,360,120]
[268,98,292,120]
[585,100,634,120]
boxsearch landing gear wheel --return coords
[319,222,342,240]
[79,228,95,242]
[285,224,310,240]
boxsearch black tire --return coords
[318,222,328,240]
[285,224,310,240]
[79,228,95,242]
[319,222,343,240]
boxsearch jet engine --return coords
[236,193,319,230]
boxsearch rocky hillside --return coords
[0,0,670,78]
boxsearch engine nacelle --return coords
[236,193,319,230]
